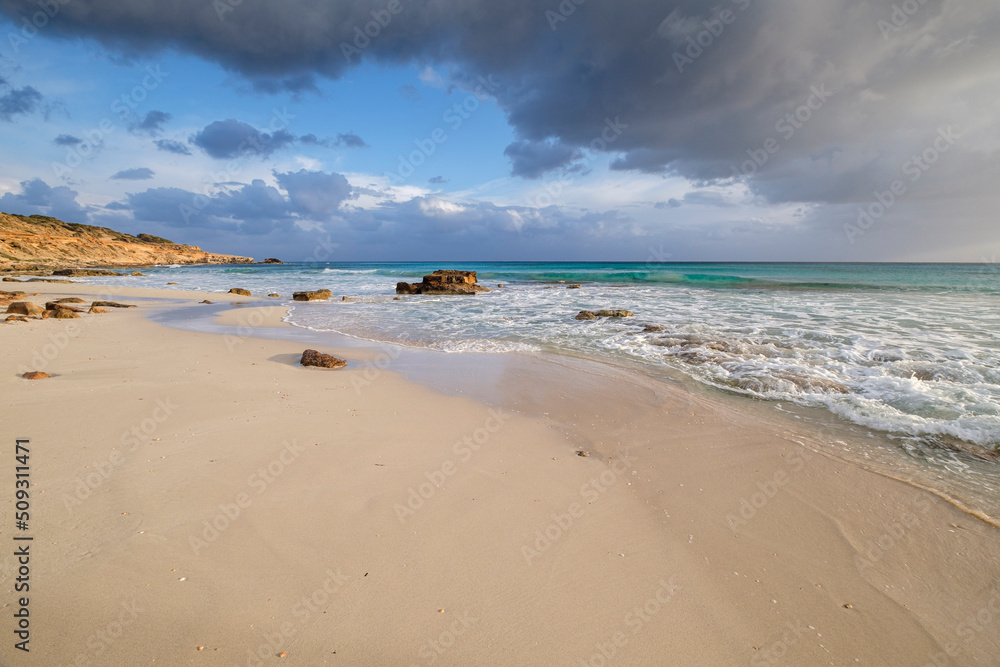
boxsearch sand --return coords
[2,284,999,665]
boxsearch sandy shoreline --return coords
[2,284,999,665]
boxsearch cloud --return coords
[334,132,367,148]
[0,178,91,222]
[111,167,155,180]
[190,119,296,159]
[428,176,447,184]
[0,80,44,122]
[154,139,192,155]
[128,110,171,136]
[274,169,353,218]
[54,134,82,146]
[504,139,583,179]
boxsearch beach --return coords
[2,282,999,665]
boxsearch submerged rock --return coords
[301,349,347,369]
[566,284,582,289]
[396,270,491,295]
[293,289,332,301]
[575,311,597,320]
[575,309,634,320]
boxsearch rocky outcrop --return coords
[301,349,347,369]
[262,258,283,264]
[396,270,491,295]
[228,288,252,296]
[91,301,136,308]
[53,268,125,277]
[576,309,634,320]
[293,289,332,301]
[6,301,43,316]
[0,212,253,271]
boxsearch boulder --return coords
[91,301,136,308]
[293,289,332,301]
[228,288,251,296]
[43,309,80,319]
[301,349,347,369]
[22,371,49,380]
[45,302,83,312]
[575,309,634,320]
[5,315,28,322]
[55,297,86,303]
[6,301,44,316]
[89,307,110,314]
[396,270,491,295]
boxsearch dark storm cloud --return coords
[128,110,171,136]
[110,167,155,180]
[154,139,191,155]
[0,79,43,122]
[3,0,997,212]
[0,178,91,222]
[504,139,583,179]
[190,119,296,159]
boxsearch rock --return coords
[55,297,86,303]
[0,290,27,299]
[22,371,49,380]
[566,284,582,289]
[263,258,283,264]
[3,277,24,282]
[341,296,353,301]
[642,325,666,333]
[53,269,124,277]
[91,301,136,308]
[43,309,80,319]
[131,271,145,276]
[200,300,214,304]
[497,284,504,288]
[27,278,74,283]
[89,307,109,314]
[575,309,634,320]
[6,301,44,316]
[293,289,332,301]
[5,315,28,322]
[45,302,83,312]
[396,270,491,295]
[300,349,347,369]
[167,282,179,285]
[576,451,589,457]
[228,288,251,296]
[393,297,402,301]
[267,293,280,297]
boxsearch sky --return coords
[0,0,997,262]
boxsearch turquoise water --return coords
[75,262,1000,457]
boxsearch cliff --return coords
[0,212,253,270]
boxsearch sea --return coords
[74,261,1000,515]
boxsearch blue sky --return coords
[0,1,997,262]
